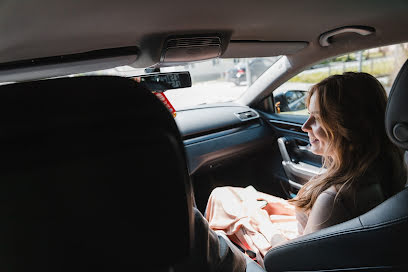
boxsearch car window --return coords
[272,42,408,116]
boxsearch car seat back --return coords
[0,76,194,271]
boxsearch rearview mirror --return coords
[130,71,192,92]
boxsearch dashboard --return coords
[174,103,276,175]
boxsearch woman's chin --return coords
[310,144,323,156]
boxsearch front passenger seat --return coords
[264,59,408,272]
[0,76,194,272]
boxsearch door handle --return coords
[277,137,324,189]
[277,137,291,162]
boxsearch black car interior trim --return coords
[268,119,304,133]
[182,119,261,141]
[184,121,274,175]
[183,122,261,144]
[176,105,261,139]
[259,111,308,125]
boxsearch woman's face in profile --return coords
[302,93,330,156]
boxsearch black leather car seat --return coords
[264,60,408,271]
[0,76,194,271]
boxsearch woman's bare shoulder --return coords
[303,186,348,234]
[321,185,338,197]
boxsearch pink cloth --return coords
[205,186,299,259]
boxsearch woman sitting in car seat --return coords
[205,72,407,261]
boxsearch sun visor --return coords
[0,47,139,83]
[222,41,309,58]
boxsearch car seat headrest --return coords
[0,76,193,271]
[386,59,408,150]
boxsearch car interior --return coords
[1,0,408,271]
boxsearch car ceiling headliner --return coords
[0,0,407,69]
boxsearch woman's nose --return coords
[302,117,311,132]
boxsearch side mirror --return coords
[275,101,281,113]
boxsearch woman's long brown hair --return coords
[289,72,406,212]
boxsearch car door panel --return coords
[260,112,323,195]
[278,137,322,187]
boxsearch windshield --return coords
[161,57,280,109]
[75,57,280,110]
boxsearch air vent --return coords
[166,37,221,48]
[234,110,259,121]
[161,35,222,63]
